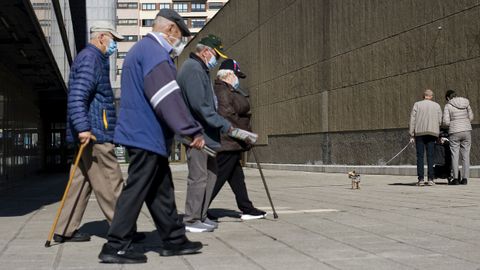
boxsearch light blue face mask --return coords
[206,51,217,69]
[105,39,117,56]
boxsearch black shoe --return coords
[132,232,146,242]
[449,178,460,185]
[207,212,218,221]
[53,230,90,243]
[159,239,203,256]
[98,243,147,264]
[460,178,468,185]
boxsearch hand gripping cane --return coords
[45,140,89,247]
[251,148,278,219]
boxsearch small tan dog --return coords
[348,171,361,189]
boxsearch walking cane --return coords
[45,141,88,247]
[251,148,278,219]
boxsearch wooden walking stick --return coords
[45,141,88,247]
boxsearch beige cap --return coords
[90,21,124,41]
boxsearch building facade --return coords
[179,0,480,166]
[115,0,228,93]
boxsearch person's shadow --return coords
[207,208,242,219]
[389,181,448,186]
[79,220,201,255]
[78,220,109,239]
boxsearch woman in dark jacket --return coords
[208,59,266,220]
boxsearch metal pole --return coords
[251,148,278,219]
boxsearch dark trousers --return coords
[106,148,185,250]
[209,151,255,213]
[415,135,436,180]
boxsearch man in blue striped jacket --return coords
[99,9,205,264]
[53,21,125,244]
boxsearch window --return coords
[32,2,51,9]
[39,20,51,27]
[208,2,223,10]
[159,3,170,9]
[191,3,206,12]
[173,3,188,13]
[191,18,206,28]
[117,52,127,58]
[141,3,156,10]
[141,19,154,27]
[122,35,138,42]
[117,2,138,9]
[117,19,138,25]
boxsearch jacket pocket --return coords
[102,109,109,130]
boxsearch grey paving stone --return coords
[0,167,479,269]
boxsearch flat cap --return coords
[90,21,124,41]
[157,9,191,37]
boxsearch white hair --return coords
[216,69,234,79]
[196,43,211,53]
[152,16,174,29]
[89,31,107,40]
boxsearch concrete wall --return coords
[178,0,480,165]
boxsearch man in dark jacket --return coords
[98,10,205,264]
[209,59,267,220]
[177,34,231,233]
[53,21,125,243]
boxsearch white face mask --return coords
[172,42,185,57]
[160,33,186,57]
[232,75,239,89]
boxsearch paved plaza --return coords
[0,165,479,270]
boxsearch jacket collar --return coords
[215,79,249,97]
[189,52,209,73]
[215,78,233,89]
[86,43,107,60]
[147,32,173,54]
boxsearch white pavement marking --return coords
[268,209,340,214]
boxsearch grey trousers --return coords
[184,147,217,223]
[55,143,124,237]
[449,131,472,179]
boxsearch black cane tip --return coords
[273,213,279,219]
[45,240,51,248]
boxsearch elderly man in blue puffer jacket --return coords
[53,21,125,244]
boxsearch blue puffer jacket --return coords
[66,44,116,144]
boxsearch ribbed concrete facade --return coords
[179,0,479,165]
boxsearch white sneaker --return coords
[202,217,218,229]
[241,209,267,220]
[185,221,214,233]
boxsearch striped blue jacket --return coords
[66,44,116,144]
[114,33,202,157]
